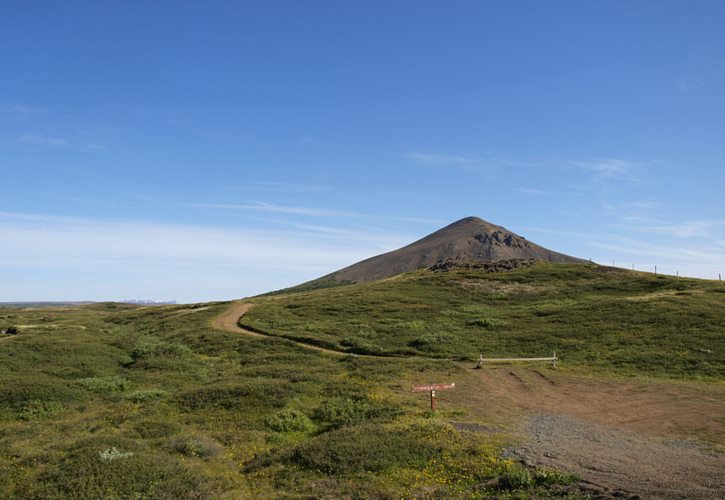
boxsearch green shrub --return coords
[339,337,385,355]
[171,436,224,459]
[177,380,292,410]
[78,376,130,393]
[125,389,169,403]
[409,332,453,350]
[466,317,499,328]
[312,397,397,429]
[18,400,64,421]
[0,381,82,408]
[498,463,533,490]
[289,424,441,475]
[130,340,192,360]
[134,420,179,439]
[533,467,578,485]
[18,437,216,498]
[266,409,314,433]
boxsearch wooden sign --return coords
[411,382,454,411]
[411,383,455,393]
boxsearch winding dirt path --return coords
[210,302,346,356]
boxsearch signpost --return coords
[411,382,455,411]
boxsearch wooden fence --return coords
[476,351,558,369]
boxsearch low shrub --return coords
[466,317,499,328]
[171,436,224,459]
[312,397,398,429]
[409,332,453,350]
[0,381,81,408]
[266,409,314,433]
[17,437,217,498]
[78,376,130,393]
[125,389,169,403]
[177,380,292,411]
[498,463,533,490]
[134,420,179,439]
[289,424,441,475]
[130,340,192,361]
[18,400,64,421]
[339,337,385,355]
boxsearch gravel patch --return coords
[507,414,725,499]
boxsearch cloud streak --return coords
[0,212,411,302]
[568,158,642,182]
[191,201,356,217]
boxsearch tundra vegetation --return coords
[0,262,722,498]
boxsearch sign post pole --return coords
[411,383,454,412]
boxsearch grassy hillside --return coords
[0,302,582,498]
[243,263,725,379]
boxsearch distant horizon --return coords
[2,2,724,302]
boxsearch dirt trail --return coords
[210,302,346,356]
[450,367,725,498]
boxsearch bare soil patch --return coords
[450,367,725,498]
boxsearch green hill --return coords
[1,263,723,498]
[244,262,725,379]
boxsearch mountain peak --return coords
[294,217,582,289]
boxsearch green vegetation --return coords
[244,263,725,378]
[0,263,722,497]
[0,300,582,498]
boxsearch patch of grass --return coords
[79,376,131,393]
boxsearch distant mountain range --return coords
[278,216,583,293]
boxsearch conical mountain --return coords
[271,217,583,296]
[327,216,582,284]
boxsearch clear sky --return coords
[2,1,724,302]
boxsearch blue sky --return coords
[2,1,724,302]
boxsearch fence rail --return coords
[476,351,558,368]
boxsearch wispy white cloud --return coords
[15,133,70,147]
[519,223,725,279]
[515,188,551,196]
[13,132,106,151]
[191,201,356,217]
[247,181,336,193]
[0,104,46,118]
[568,158,642,182]
[405,152,484,170]
[0,212,411,302]
[636,220,725,238]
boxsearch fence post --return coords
[552,351,557,369]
